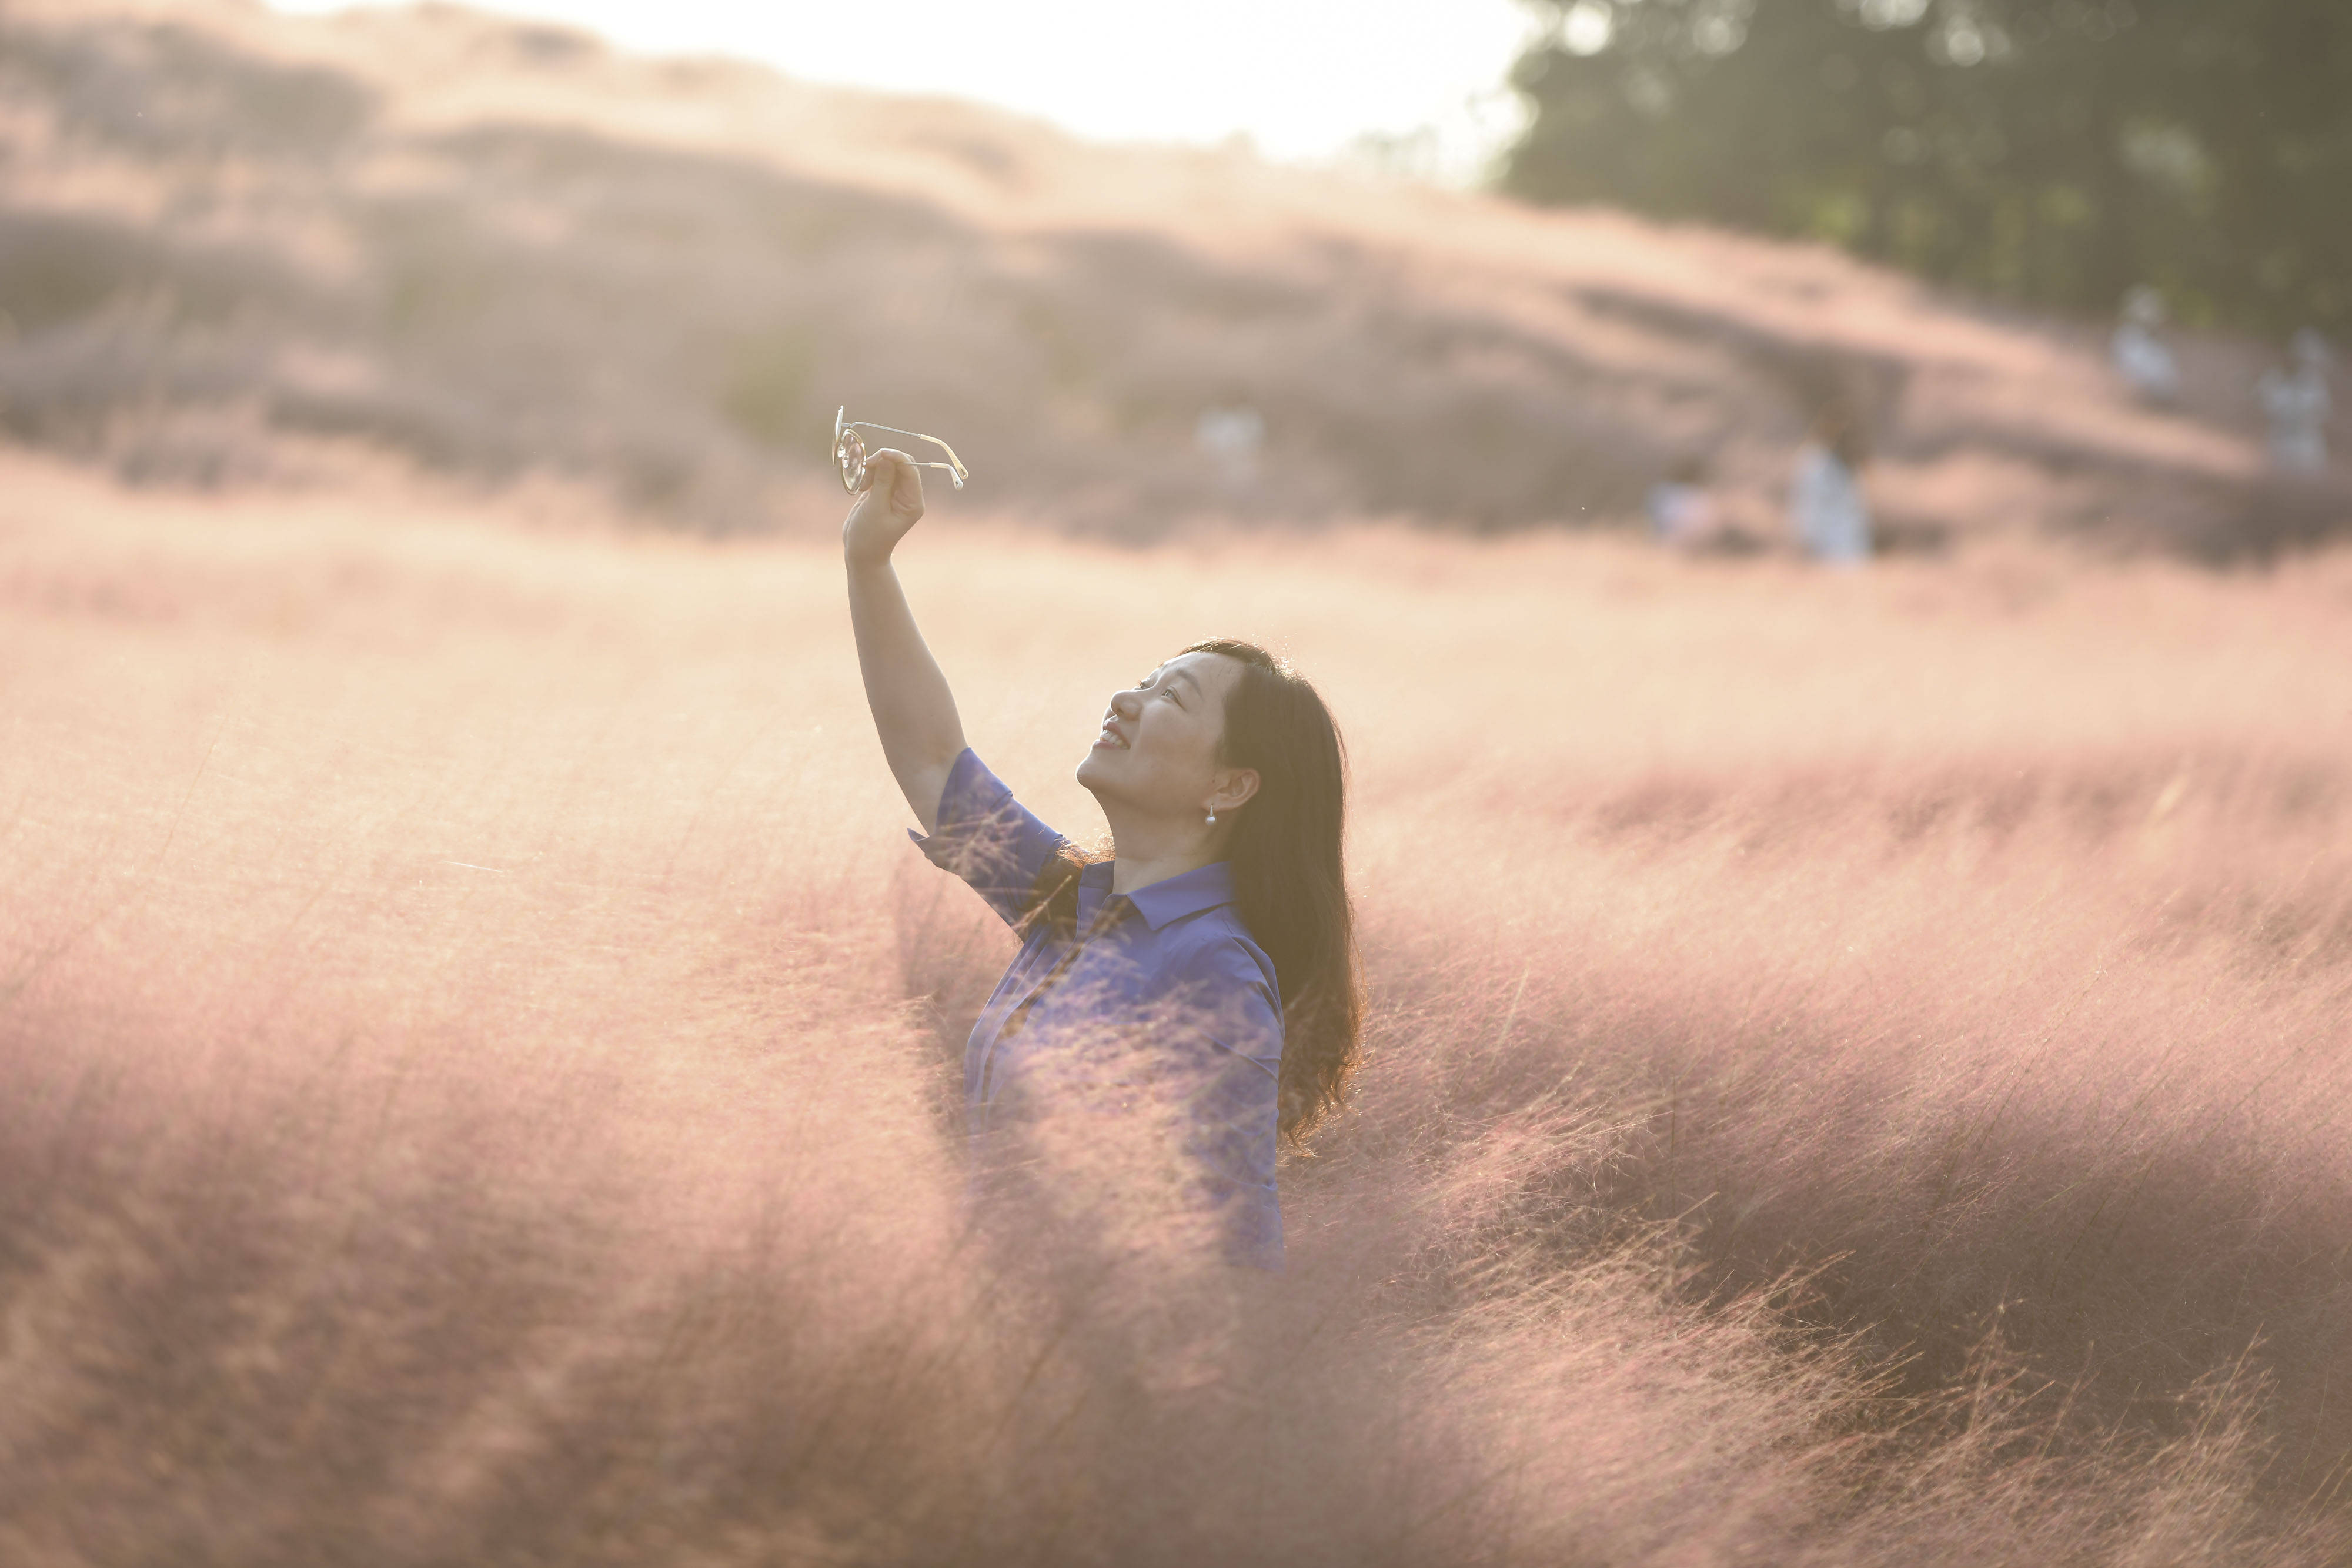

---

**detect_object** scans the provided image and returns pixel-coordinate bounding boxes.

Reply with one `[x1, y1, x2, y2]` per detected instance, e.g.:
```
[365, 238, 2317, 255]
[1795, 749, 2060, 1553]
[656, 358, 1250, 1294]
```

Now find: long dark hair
[1021, 640, 1362, 1146]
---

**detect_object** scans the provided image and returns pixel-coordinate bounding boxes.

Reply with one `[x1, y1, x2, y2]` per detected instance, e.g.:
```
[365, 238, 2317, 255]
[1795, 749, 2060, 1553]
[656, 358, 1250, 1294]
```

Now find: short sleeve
[908, 748, 1072, 927]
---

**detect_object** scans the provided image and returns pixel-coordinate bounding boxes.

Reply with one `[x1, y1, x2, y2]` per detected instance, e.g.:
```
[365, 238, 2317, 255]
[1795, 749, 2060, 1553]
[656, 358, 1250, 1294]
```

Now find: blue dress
[911, 748, 1285, 1268]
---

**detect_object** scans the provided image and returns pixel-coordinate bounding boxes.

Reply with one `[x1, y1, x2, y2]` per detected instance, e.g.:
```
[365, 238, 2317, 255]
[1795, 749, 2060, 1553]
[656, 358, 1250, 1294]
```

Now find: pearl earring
[1205, 806, 1217, 826]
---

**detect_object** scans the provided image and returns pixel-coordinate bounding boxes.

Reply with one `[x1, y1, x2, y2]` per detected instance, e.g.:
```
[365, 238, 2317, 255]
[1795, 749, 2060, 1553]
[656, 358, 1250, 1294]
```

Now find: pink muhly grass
[1, 456, 2348, 1564]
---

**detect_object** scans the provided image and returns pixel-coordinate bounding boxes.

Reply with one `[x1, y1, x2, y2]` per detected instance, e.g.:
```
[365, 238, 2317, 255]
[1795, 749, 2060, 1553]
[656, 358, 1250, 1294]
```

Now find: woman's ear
[1212, 767, 1261, 815]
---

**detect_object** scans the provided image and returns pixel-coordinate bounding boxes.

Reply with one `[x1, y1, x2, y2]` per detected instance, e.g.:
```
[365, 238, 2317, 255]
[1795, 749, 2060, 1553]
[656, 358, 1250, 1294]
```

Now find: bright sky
[267, 0, 1545, 181]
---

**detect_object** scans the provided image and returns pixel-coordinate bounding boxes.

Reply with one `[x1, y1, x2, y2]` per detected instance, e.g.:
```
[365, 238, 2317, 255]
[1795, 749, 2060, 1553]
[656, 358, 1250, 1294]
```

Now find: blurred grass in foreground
[2, 450, 2349, 1565]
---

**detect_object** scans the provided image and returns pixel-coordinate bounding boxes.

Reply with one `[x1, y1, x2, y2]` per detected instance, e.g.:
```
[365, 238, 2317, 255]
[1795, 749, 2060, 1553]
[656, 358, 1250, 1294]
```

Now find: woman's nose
[1110, 688, 1143, 719]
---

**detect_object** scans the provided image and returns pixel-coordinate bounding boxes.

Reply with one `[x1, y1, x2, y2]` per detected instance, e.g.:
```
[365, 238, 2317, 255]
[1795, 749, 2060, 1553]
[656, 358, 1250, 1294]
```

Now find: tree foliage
[1503, 0, 2352, 334]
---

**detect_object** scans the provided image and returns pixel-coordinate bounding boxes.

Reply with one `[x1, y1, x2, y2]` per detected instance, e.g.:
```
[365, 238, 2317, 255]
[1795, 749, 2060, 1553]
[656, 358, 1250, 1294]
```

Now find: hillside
[1, 0, 2344, 553]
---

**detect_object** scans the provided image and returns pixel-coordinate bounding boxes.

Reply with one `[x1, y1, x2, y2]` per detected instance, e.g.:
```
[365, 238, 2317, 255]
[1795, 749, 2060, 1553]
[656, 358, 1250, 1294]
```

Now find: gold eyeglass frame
[834, 407, 970, 493]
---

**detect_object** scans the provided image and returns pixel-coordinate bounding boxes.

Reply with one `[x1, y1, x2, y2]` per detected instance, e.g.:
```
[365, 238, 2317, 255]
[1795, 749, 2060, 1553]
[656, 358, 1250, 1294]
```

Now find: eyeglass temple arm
[847, 422, 970, 480]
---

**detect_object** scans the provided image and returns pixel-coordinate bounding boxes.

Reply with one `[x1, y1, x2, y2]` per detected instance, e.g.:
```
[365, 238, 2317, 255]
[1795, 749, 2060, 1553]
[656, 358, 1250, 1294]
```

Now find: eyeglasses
[834, 407, 970, 493]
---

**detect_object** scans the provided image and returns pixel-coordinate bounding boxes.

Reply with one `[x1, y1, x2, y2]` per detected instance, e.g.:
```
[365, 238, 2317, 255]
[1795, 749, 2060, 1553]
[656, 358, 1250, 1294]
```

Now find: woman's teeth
[1097, 726, 1128, 748]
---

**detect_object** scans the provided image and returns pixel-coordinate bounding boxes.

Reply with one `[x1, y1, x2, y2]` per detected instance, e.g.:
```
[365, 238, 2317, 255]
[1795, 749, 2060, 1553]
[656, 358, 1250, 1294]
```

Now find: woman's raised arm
[843, 449, 967, 833]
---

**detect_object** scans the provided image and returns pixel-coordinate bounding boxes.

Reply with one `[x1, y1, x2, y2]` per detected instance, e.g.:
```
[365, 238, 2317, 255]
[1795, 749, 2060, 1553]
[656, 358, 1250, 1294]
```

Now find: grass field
[4, 449, 2350, 1565]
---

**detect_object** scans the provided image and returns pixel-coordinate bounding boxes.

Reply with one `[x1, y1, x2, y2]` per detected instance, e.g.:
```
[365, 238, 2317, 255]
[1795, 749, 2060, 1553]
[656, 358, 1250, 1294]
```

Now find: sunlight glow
[1562, 1, 1615, 56]
[266, 0, 1541, 178]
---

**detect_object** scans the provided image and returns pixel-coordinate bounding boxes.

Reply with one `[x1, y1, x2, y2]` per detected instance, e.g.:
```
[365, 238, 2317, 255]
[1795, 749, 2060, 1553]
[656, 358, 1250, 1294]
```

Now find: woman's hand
[840, 446, 965, 830]
[841, 449, 926, 569]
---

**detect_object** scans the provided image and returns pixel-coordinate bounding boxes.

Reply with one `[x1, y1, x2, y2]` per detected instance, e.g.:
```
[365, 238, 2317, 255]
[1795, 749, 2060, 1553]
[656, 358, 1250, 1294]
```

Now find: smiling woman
[841, 449, 1360, 1269]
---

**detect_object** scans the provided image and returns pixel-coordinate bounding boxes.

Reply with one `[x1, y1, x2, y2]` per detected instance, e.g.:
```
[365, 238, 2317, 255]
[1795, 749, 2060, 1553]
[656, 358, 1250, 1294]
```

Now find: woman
[843, 449, 1360, 1269]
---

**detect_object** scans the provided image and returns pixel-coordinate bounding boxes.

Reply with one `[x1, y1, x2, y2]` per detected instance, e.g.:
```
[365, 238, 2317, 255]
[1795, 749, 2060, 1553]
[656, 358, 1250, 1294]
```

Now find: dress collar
[1077, 859, 1235, 931]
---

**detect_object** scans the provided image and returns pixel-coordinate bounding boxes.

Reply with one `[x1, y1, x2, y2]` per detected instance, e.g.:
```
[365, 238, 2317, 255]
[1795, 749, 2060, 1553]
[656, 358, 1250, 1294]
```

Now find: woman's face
[1074, 650, 1246, 818]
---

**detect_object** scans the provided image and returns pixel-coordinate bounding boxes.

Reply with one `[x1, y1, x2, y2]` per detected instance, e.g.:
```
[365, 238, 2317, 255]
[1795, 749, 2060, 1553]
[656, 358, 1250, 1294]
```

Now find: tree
[1502, 0, 2352, 335]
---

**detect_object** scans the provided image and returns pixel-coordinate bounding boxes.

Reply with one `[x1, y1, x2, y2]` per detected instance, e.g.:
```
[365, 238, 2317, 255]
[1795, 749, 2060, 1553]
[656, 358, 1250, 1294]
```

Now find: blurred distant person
[1195, 402, 1265, 493]
[2112, 285, 2180, 407]
[2260, 330, 2333, 476]
[841, 447, 1359, 1272]
[1646, 454, 1722, 549]
[1789, 403, 1872, 565]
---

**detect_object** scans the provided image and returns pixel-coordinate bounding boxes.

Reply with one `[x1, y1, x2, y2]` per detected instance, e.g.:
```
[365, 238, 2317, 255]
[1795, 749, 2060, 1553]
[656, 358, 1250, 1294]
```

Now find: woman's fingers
[857, 447, 903, 494]
[864, 448, 926, 515]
